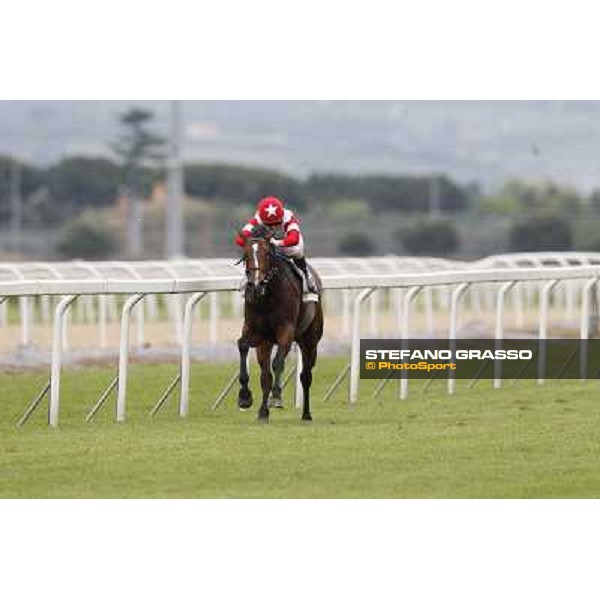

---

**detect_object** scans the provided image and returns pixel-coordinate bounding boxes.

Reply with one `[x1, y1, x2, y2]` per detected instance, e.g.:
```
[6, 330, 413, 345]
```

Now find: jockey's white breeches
[279, 236, 304, 259]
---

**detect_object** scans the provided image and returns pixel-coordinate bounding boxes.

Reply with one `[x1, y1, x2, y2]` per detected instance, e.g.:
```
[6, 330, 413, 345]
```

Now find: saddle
[280, 256, 320, 303]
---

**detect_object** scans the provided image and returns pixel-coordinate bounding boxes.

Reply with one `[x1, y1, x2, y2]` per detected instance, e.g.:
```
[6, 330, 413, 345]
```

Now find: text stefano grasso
[364, 349, 533, 361]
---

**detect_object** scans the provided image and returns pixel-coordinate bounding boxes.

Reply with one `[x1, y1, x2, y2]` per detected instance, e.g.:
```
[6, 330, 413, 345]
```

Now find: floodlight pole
[166, 100, 185, 258]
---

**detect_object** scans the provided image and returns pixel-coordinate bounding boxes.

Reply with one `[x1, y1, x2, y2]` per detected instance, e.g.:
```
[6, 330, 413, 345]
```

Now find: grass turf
[0, 357, 599, 498]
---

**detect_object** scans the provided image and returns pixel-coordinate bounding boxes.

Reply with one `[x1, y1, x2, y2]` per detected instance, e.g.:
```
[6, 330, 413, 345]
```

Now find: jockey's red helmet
[257, 196, 285, 225]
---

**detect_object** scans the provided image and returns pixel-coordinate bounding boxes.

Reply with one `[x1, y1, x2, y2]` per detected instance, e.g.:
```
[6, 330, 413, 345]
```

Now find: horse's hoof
[238, 389, 253, 410]
[257, 412, 270, 423]
[302, 414, 313, 422]
[269, 397, 284, 409]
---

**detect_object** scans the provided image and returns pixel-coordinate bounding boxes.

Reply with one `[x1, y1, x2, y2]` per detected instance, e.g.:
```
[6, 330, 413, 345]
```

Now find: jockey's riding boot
[294, 257, 318, 294]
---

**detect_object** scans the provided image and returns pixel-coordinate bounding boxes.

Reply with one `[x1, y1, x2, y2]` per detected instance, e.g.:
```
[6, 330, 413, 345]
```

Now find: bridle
[244, 238, 279, 290]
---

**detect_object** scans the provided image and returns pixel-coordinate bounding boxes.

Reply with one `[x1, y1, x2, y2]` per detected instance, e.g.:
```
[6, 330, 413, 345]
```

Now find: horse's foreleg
[237, 336, 253, 410]
[257, 342, 274, 422]
[271, 325, 295, 408]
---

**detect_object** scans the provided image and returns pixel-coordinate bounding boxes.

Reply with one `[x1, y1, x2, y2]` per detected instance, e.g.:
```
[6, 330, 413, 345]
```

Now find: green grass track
[1, 357, 599, 498]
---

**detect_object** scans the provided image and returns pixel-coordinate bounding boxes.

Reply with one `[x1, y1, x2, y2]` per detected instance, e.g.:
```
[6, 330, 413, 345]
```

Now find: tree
[509, 216, 573, 251]
[306, 173, 470, 213]
[111, 107, 166, 256]
[57, 216, 120, 259]
[395, 219, 460, 256]
[47, 157, 122, 209]
[337, 231, 376, 256]
[112, 107, 166, 172]
[185, 163, 305, 208]
[500, 179, 582, 214]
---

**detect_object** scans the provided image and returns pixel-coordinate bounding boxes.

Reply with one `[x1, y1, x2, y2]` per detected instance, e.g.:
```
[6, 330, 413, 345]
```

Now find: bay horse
[237, 226, 323, 422]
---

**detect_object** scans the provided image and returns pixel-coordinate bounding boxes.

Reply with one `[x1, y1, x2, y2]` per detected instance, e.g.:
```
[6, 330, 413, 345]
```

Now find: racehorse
[237, 225, 323, 422]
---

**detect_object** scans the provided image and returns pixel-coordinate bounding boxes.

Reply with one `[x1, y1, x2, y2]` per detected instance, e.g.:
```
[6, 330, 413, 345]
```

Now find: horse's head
[241, 228, 276, 299]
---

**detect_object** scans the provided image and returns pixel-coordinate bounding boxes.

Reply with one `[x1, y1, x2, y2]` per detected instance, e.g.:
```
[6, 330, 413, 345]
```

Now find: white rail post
[399, 286, 422, 400]
[0, 297, 7, 327]
[20, 296, 31, 346]
[179, 291, 207, 417]
[48, 295, 78, 427]
[116, 293, 146, 423]
[62, 307, 70, 351]
[448, 282, 470, 395]
[349, 287, 375, 405]
[136, 295, 145, 348]
[579, 277, 598, 381]
[537, 279, 558, 385]
[209, 291, 219, 345]
[494, 281, 515, 389]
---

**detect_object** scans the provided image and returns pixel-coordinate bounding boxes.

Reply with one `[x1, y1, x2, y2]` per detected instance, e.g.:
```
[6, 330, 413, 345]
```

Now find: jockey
[235, 196, 318, 294]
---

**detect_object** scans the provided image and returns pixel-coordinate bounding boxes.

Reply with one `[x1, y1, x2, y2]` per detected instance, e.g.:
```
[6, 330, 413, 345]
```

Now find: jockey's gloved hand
[269, 238, 283, 247]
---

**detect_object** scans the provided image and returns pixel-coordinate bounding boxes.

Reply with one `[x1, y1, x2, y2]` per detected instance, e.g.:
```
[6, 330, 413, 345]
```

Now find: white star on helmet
[265, 204, 279, 217]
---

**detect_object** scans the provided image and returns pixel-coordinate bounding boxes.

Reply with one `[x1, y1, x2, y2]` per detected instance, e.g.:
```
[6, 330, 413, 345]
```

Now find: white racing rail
[2, 253, 598, 349]
[0, 256, 464, 348]
[3, 263, 600, 428]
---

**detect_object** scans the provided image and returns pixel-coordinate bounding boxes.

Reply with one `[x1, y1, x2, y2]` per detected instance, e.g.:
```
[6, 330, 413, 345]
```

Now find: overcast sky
[1, 100, 600, 191]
